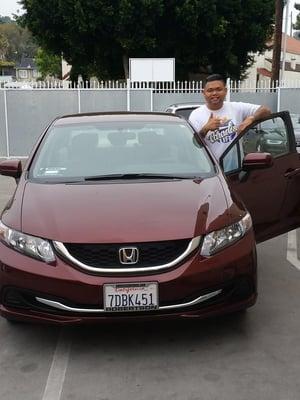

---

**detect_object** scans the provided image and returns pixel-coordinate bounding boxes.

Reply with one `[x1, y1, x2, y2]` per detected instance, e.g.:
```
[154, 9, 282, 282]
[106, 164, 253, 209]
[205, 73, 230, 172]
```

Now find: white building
[62, 59, 71, 80]
[246, 34, 300, 84]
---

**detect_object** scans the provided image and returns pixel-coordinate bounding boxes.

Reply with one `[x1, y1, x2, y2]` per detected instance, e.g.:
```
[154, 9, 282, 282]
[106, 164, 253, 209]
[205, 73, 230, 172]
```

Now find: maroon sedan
[0, 112, 299, 324]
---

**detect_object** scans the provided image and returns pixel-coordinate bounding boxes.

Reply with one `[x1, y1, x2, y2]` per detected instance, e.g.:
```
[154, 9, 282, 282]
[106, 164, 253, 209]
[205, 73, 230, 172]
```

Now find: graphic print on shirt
[207, 118, 238, 145]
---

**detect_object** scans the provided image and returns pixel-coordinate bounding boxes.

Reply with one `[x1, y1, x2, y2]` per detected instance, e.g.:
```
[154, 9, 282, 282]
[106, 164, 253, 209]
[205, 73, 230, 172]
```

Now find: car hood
[5, 177, 236, 243]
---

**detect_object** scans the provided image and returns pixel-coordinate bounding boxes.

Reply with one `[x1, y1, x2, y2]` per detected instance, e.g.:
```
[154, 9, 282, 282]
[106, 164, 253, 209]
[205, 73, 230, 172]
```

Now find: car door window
[221, 144, 240, 173]
[221, 115, 290, 174]
[252, 117, 289, 156]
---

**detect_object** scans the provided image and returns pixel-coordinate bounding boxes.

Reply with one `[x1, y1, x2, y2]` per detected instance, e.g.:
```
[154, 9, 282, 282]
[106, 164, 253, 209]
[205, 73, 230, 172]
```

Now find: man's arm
[238, 105, 271, 133]
[253, 105, 272, 120]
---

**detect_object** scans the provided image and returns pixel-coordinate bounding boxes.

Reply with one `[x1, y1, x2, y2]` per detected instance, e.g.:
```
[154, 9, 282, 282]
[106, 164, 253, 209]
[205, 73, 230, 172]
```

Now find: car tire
[4, 316, 22, 324]
[234, 308, 248, 315]
[228, 308, 248, 320]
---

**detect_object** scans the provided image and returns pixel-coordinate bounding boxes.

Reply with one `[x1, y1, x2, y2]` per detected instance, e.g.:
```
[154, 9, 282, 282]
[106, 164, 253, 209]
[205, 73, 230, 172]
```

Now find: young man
[189, 74, 271, 170]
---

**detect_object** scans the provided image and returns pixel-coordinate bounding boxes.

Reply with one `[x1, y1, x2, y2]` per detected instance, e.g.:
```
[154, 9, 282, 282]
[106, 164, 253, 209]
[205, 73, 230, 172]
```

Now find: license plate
[103, 282, 158, 312]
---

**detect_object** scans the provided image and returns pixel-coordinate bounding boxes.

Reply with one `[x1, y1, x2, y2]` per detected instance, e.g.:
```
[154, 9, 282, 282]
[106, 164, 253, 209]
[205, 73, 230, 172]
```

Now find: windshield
[30, 120, 215, 181]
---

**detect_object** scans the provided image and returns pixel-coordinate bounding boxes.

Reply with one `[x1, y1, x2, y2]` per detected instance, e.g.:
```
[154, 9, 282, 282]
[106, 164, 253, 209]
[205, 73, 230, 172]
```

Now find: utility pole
[272, 0, 284, 86]
[281, 0, 290, 81]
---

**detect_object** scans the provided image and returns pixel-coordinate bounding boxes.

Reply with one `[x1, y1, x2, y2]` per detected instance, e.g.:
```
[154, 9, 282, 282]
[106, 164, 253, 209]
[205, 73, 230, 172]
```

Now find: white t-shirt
[189, 102, 260, 164]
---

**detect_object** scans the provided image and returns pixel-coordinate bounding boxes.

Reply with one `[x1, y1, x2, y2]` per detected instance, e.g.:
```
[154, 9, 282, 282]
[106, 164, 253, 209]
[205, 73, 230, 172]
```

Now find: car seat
[68, 133, 99, 175]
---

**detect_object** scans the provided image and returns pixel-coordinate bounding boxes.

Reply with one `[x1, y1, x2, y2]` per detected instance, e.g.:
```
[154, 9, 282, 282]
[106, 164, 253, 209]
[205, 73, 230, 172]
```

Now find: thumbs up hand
[199, 113, 222, 136]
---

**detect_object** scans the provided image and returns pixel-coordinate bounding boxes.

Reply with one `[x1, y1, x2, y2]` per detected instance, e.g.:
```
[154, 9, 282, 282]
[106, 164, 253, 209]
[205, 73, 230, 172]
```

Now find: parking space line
[287, 230, 300, 270]
[42, 328, 71, 400]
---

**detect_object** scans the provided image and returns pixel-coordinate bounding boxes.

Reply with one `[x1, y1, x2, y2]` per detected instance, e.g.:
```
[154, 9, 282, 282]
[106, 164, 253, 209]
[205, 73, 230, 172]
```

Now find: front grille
[62, 239, 190, 268]
[2, 288, 33, 310]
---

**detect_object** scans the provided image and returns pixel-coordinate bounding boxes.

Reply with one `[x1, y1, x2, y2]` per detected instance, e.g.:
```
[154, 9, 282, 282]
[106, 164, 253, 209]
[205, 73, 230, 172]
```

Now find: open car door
[219, 111, 300, 243]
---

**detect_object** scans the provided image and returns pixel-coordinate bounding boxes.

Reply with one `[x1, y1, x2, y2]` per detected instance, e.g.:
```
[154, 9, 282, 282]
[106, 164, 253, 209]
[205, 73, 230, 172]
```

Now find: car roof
[53, 112, 182, 126]
[167, 103, 202, 109]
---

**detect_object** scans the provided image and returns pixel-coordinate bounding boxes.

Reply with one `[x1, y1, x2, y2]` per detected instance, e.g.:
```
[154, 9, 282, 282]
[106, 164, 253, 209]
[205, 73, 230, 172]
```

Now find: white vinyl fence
[0, 79, 299, 157]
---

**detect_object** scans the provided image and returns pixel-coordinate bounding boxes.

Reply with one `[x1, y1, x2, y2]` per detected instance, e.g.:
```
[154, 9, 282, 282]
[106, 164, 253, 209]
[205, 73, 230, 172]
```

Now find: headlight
[200, 213, 252, 257]
[0, 221, 55, 263]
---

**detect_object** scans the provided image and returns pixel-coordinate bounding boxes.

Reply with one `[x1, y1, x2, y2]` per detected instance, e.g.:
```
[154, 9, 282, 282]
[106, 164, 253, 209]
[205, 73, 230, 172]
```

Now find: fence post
[277, 86, 281, 112]
[226, 77, 231, 101]
[127, 79, 131, 111]
[3, 89, 10, 158]
[77, 83, 81, 113]
[150, 87, 153, 112]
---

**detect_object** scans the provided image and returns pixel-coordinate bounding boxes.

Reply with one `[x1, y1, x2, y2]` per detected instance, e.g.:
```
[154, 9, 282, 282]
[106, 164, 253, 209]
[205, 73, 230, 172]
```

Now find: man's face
[203, 80, 227, 110]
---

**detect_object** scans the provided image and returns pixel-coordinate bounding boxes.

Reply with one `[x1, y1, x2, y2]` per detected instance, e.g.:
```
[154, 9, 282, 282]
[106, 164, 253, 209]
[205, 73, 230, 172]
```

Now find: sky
[0, 0, 298, 32]
[0, 0, 24, 18]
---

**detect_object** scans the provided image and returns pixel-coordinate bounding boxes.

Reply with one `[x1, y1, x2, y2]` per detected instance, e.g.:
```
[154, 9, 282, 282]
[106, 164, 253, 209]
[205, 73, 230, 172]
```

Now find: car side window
[175, 108, 196, 119]
[221, 115, 290, 174]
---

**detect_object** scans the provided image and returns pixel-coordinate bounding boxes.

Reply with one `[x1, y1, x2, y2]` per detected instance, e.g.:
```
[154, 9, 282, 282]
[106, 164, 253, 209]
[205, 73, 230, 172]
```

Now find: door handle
[284, 168, 300, 178]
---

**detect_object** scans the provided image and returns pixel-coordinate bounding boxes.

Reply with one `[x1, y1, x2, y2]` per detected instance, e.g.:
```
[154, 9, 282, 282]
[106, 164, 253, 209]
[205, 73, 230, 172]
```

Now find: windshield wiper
[34, 178, 85, 184]
[84, 173, 191, 181]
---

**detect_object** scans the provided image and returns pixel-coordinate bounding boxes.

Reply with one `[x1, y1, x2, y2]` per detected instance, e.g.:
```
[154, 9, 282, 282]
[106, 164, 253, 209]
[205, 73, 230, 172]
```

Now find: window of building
[19, 70, 28, 79]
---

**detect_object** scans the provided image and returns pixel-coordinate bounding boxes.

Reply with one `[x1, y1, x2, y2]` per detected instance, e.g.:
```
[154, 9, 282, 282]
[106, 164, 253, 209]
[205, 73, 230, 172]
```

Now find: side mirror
[242, 152, 273, 171]
[0, 159, 22, 179]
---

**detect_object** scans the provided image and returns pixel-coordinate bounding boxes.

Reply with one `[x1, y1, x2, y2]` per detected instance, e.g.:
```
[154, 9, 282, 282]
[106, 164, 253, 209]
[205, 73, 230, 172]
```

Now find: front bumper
[0, 231, 257, 325]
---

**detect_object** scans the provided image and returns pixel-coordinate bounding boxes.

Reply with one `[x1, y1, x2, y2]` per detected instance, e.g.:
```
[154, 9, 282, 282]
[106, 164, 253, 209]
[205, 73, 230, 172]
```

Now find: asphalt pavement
[0, 173, 300, 400]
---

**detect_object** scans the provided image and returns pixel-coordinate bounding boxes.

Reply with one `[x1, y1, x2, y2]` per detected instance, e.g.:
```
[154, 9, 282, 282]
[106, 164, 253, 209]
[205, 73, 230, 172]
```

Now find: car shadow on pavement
[63, 310, 252, 351]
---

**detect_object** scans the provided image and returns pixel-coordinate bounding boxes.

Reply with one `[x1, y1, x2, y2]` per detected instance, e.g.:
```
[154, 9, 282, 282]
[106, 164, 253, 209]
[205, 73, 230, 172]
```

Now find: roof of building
[257, 67, 272, 78]
[0, 61, 15, 67]
[16, 56, 37, 70]
[267, 33, 300, 56]
[282, 33, 300, 55]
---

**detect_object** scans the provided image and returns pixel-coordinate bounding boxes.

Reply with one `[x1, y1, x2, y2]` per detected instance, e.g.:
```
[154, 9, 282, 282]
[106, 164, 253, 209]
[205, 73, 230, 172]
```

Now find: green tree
[20, 0, 275, 81]
[155, 0, 274, 79]
[35, 48, 61, 79]
[0, 22, 37, 62]
[0, 15, 13, 24]
[0, 32, 9, 60]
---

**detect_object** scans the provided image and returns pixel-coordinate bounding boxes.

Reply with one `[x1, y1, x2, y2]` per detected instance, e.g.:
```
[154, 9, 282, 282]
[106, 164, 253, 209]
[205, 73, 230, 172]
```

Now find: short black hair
[205, 74, 226, 85]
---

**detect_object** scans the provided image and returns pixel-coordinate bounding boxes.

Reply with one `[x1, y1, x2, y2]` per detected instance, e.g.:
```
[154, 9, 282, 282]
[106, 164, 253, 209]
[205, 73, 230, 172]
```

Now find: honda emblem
[119, 247, 139, 265]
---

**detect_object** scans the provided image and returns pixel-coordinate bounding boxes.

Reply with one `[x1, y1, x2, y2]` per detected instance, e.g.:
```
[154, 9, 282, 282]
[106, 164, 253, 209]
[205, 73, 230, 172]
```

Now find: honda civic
[0, 111, 299, 324]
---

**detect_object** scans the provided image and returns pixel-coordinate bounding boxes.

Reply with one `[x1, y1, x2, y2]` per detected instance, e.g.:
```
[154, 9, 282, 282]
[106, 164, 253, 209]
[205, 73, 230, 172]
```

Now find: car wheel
[227, 308, 248, 320]
[4, 316, 22, 324]
[234, 308, 248, 315]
